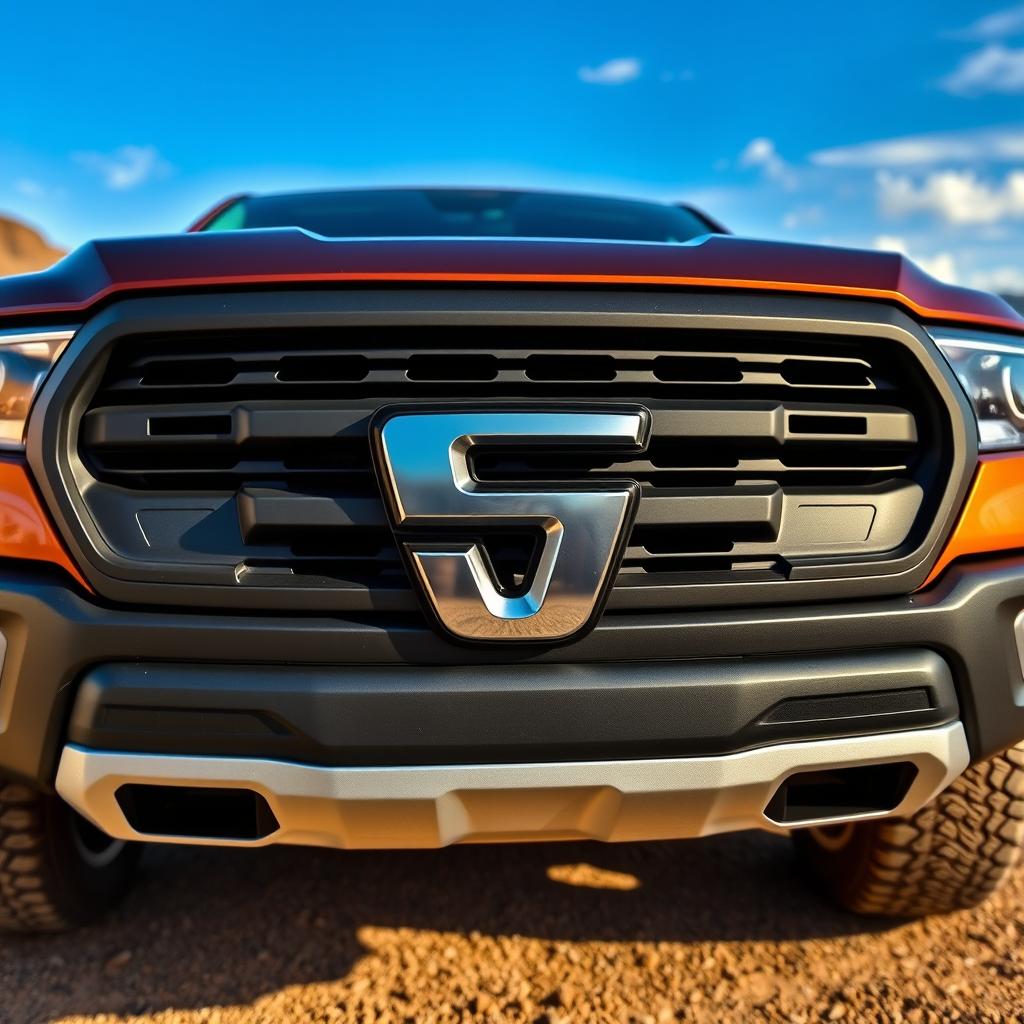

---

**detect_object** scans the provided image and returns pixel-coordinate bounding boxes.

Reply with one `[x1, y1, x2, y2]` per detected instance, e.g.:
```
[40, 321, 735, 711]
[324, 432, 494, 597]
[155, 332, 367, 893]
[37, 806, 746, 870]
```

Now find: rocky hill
[0, 215, 64, 276]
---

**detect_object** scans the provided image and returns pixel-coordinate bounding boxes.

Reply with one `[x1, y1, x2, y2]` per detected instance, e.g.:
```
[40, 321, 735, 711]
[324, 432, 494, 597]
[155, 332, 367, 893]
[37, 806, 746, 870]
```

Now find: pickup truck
[0, 187, 1021, 929]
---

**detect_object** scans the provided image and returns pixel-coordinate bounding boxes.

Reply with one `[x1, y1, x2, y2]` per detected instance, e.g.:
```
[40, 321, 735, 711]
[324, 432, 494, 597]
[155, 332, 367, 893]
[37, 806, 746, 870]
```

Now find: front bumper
[1, 554, 1024, 844]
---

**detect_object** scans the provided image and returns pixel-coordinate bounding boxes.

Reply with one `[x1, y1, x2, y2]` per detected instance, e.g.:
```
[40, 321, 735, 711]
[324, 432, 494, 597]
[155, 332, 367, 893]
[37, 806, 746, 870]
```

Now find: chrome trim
[0, 629, 8, 730]
[927, 326, 1024, 359]
[928, 325, 1024, 453]
[55, 723, 969, 849]
[1012, 609, 1024, 704]
[0, 327, 78, 347]
[2, 327, 78, 452]
[372, 408, 650, 641]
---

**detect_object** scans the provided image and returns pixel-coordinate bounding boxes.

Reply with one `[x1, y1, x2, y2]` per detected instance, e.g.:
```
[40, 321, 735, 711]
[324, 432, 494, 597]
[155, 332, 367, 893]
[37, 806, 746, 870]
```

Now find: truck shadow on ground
[1, 831, 897, 1021]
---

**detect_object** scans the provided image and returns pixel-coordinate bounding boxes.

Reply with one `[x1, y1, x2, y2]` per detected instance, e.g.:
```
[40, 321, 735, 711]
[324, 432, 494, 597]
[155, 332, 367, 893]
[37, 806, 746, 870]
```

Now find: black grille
[74, 323, 949, 611]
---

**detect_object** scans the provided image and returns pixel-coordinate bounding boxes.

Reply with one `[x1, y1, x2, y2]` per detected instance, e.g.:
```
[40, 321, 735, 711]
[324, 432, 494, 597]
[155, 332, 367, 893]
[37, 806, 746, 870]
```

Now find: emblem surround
[370, 406, 651, 643]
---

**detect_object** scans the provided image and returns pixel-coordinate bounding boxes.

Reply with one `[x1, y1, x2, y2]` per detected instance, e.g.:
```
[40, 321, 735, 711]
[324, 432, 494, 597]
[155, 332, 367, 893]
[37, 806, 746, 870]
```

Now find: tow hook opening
[764, 761, 918, 826]
[115, 784, 279, 841]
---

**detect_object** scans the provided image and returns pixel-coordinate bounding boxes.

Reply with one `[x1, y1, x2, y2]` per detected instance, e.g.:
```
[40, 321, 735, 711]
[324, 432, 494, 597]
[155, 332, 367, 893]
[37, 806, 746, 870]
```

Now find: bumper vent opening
[764, 761, 918, 826]
[115, 783, 279, 840]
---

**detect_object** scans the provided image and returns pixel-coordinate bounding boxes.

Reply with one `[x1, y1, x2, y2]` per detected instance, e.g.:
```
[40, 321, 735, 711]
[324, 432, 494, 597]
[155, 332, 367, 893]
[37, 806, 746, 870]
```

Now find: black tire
[0, 781, 140, 932]
[794, 742, 1024, 917]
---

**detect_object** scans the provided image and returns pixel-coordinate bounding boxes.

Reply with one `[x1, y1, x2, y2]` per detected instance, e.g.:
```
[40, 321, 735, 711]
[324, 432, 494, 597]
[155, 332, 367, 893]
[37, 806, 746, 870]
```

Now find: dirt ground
[2, 831, 1023, 1024]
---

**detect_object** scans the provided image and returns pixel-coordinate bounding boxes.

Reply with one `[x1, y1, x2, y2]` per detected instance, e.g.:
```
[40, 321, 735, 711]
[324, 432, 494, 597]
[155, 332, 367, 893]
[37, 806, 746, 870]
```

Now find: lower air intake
[764, 762, 919, 826]
[115, 784, 279, 841]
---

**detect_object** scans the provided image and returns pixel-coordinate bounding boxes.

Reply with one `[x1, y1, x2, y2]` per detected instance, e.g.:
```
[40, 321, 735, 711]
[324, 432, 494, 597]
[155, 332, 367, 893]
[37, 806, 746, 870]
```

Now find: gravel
[3, 830, 1024, 1023]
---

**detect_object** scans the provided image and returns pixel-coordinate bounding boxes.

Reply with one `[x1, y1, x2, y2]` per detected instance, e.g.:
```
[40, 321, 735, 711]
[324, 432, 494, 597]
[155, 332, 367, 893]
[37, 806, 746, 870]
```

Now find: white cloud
[578, 58, 641, 85]
[941, 44, 1024, 95]
[14, 178, 44, 198]
[872, 235, 959, 284]
[970, 265, 1024, 293]
[952, 4, 1024, 40]
[73, 144, 171, 190]
[873, 234, 907, 252]
[781, 205, 824, 230]
[877, 168, 1024, 224]
[739, 137, 798, 190]
[811, 125, 1024, 168]
[918, 253, 960, 284]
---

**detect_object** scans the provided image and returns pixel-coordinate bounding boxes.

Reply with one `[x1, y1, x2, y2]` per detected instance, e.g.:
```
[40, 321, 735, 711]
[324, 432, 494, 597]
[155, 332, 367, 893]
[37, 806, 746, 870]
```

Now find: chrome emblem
[371, 408, 651, 642]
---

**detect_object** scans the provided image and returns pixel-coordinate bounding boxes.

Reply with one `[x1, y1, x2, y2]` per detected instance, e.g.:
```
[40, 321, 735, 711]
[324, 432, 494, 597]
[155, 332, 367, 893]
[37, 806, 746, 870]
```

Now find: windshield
[199, 189, 716, 243]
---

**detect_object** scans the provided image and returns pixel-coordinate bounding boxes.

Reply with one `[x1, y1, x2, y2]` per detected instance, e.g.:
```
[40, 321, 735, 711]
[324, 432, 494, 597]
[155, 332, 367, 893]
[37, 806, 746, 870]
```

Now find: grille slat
[103, 368, 892, 395]
[74, 322, 946, 604]
[83, 401, 916, 450]
[237, 488, 389, 542]
[633, 487, 781, 528]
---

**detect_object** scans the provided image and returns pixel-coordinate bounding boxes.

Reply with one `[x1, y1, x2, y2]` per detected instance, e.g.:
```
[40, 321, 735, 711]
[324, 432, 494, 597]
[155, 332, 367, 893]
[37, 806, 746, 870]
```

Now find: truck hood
[1, 230, 1020, 331]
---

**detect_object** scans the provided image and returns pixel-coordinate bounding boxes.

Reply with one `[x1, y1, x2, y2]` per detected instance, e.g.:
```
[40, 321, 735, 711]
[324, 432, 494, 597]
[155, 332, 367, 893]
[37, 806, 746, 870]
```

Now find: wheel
[0, 781, 140, 932]
[794, 742, 1024, 917]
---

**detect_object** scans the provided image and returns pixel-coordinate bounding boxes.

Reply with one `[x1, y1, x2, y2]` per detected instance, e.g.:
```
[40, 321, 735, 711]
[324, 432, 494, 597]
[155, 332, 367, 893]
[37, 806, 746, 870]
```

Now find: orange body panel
[0, 461, 88, 589]
[922, 452, 1024, 587]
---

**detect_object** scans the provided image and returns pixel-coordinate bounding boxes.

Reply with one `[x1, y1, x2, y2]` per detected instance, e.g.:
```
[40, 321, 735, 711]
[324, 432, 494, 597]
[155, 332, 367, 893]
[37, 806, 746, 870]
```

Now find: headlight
[931, 328, 1024, 452]
[0, 328, 75, 449]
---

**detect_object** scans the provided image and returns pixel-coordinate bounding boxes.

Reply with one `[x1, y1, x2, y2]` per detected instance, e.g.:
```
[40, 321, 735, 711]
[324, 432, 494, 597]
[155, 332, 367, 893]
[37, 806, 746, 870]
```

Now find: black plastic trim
[65, 651, 958, 766]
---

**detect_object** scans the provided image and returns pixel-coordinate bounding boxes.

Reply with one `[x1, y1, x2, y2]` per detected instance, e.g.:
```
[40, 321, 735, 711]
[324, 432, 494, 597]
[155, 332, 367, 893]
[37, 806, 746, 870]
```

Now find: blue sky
[2, 0, 1024, 291]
